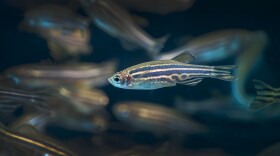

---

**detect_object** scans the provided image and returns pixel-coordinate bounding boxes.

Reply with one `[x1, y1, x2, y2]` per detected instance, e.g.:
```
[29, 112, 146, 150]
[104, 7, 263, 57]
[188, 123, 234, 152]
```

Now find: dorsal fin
[171, 52, 195, 63]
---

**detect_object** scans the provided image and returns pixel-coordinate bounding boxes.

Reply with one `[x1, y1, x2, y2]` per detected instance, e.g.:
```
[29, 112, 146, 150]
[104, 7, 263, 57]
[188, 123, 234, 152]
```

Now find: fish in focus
[112, 101, 207, 134]
[115, 0, 196, 15]
[20, 4, 92, 61]
[250, 79, 280, 110]
[80, 0, 167, 57]
[108, 52, 238, 90]
[157, 29, 265, 63]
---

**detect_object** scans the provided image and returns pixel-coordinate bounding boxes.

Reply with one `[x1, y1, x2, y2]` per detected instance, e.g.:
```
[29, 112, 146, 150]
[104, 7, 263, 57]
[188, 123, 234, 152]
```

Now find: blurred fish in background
[0, 123, 77, 156]
[231, 31, 268, 109]
[113, 101, 207, 135]
[175, 96, 259, 121]
[19, 4, 92, 61]
[157, 29, 265, 63]
[4, 60, 117, 89]
[80, 0, 168, 57]
[0, 86, 50, 112]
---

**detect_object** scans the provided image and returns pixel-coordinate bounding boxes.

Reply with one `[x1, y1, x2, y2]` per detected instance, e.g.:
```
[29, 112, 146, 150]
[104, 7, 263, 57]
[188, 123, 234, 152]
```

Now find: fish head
[108, 71, 134, 89]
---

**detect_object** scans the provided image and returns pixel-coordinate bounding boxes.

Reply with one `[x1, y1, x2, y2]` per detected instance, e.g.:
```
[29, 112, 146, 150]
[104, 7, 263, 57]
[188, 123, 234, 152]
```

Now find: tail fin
[250, 79, 280, 110]
[212, 65, 238, 81]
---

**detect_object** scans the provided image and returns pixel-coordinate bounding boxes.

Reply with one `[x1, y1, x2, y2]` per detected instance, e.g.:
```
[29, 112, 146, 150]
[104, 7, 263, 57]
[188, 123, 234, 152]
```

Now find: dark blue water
[1, 0, 280, 156]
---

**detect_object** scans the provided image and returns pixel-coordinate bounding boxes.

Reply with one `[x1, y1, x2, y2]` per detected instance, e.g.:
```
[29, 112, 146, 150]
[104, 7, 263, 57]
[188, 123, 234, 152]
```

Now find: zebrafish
[250, 79, 280, 110]
[19, 4, 92, 61]
[108, 52, 238, 90]
[0, 123, 77, 156]
[80, 0, 168, 57]
[231, 31, 268, 108]
[157, 29, 263, 63]
[9, 112, 51, 132]
[4, 60, 117, 89]
[175, 96, 258, 121]
[48, 112, 109, 133]
[57, 87, 109, 114]
[112, 101, 207, 134]
[0, 87, 51, 112]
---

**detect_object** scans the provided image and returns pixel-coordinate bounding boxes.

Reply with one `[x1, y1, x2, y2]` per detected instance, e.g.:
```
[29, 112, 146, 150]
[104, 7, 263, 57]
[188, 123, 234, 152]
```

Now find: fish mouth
[108, 77, 113, 85]
[108, 77, 119, 88]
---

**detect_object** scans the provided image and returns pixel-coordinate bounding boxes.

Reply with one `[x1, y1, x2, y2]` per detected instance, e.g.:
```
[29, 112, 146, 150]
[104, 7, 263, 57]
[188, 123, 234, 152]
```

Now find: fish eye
[114, 75, 120, 83]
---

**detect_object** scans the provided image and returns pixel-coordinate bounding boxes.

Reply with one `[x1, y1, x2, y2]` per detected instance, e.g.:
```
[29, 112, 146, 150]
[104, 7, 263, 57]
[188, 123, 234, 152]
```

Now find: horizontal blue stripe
[133, 70, 210, 78]
[129, 64, 209, 74]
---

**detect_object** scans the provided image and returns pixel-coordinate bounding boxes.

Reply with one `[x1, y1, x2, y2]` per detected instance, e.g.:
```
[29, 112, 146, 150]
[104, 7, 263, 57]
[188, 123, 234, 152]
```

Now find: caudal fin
[212, 65, 238, 81]
[250, 79, 280, 110]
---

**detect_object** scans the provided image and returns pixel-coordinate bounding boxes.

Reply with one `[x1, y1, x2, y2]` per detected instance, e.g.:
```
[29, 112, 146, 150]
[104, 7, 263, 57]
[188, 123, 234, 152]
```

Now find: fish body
[49, 112, 109, 133]
[57, 87, 109, 114]
[22, 5, 89, 30]
[4, 61, 117, 89]
[0, 123, 76, 156]
[113, 101, 206, 134]
[250, 79, 280, 110]
[108, 52, 238, 90]
[230, 31, 268, 108]
[157, 29, 263, 63]
[9, 112, 51, 132]
[175, 96, 258, 121]
[20, 4, 92, 61]
[81, 0, 167, 56]
[0, 87, 51, 112]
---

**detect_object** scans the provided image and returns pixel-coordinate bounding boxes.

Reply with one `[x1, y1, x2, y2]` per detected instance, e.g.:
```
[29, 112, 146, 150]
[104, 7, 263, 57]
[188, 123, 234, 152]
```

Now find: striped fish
[0, 123, 77, 156]
[0, 87, 51, 112]
[250, 79, 280, 110]
[108, 52, 238, 90]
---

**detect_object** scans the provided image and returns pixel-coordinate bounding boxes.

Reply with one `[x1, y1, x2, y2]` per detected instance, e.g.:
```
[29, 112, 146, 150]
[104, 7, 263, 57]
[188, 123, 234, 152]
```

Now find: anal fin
[178, 78, 203, 86]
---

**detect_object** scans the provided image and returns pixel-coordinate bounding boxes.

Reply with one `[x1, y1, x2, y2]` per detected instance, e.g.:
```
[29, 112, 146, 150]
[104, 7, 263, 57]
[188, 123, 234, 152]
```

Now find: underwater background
[0, 0, 280, 156]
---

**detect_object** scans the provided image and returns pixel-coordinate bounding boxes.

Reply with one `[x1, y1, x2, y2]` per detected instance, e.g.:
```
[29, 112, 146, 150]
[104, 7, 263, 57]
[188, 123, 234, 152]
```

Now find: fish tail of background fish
[149, 35, 169, 58]
[210, 65, 238, 81]
[250, 79, 280, 110]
